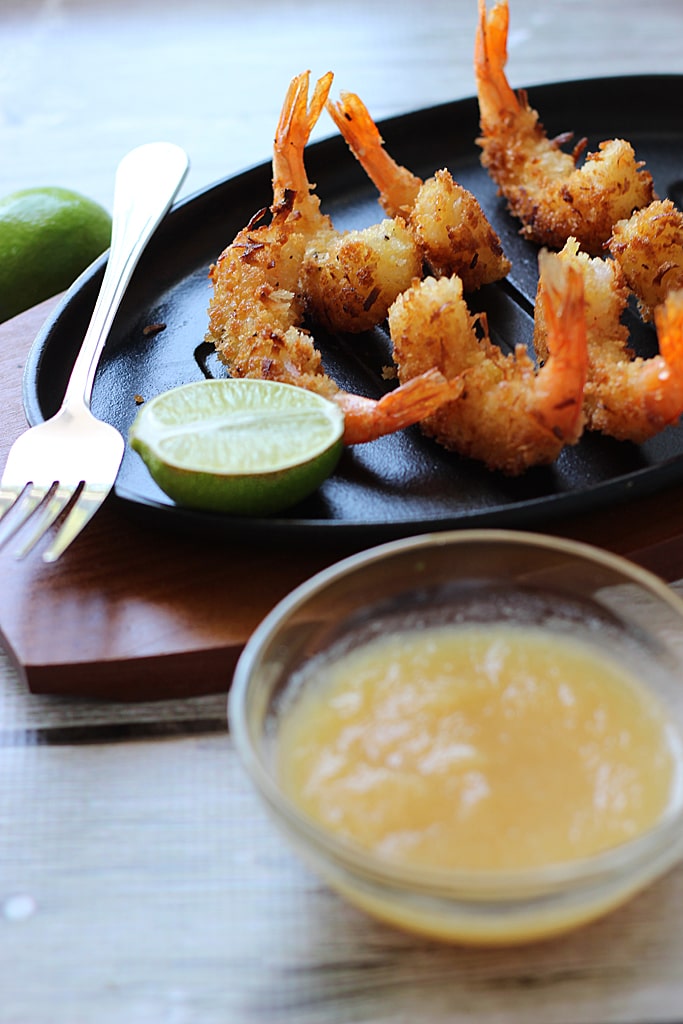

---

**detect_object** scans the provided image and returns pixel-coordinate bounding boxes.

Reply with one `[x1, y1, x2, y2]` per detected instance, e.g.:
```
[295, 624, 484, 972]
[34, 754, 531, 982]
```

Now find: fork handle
[62, 142, 189, 410]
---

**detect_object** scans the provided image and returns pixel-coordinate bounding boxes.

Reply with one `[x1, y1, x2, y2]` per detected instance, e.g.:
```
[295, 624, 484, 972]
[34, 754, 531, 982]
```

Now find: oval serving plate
[23, 75, 683, 544]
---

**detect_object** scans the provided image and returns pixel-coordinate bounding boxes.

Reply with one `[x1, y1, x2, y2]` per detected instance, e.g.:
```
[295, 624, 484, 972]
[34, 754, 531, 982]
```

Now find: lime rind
[136, 442, 343, 516]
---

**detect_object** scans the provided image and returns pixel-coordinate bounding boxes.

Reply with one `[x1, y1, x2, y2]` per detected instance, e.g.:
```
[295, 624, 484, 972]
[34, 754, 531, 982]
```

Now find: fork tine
[41, 482, 112, 563]
[0, 484, 25, 523]
[0, 484, 52, 549]
[13, 483, 78, 560]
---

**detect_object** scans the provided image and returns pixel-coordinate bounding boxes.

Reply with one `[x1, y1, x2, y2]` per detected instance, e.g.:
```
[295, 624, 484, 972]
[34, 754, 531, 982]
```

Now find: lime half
[129, 379, 344, 515]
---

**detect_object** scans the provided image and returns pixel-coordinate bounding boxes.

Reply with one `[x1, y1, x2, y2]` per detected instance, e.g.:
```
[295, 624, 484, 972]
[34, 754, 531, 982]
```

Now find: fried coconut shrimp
[207, 71, 461, 445]
[534, 238, 683, 443]
[273, 70, 422, 335]
[326, 90, 511, 290]
[608, 199, 683, 322]
[301, 217, 421, 334]
[475, 0, 655, 253]
[387, 251, 587, 475]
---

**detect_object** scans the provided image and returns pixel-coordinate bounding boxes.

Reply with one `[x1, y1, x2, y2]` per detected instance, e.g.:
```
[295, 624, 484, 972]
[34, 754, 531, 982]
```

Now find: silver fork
[0, 141, 189, 563]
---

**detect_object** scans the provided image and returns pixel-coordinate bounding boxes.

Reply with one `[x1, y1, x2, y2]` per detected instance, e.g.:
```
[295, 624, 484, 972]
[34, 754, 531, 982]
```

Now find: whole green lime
[0, 186, 112, 323]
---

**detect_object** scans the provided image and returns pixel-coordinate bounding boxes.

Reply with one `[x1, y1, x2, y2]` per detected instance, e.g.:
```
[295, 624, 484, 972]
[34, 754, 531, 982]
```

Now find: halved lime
[129, 378, 344, 515]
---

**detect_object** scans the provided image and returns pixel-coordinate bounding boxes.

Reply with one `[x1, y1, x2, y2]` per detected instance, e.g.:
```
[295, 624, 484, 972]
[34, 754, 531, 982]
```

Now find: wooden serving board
[3, 297, 683, 701]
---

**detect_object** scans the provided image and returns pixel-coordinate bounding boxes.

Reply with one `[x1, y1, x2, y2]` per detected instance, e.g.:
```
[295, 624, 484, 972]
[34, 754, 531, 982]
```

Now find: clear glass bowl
[228, 529, 683, 945]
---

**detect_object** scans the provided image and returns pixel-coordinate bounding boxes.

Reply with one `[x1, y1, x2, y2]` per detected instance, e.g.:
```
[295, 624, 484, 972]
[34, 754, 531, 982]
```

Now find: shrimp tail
[647, 289, 683, 426]
[655, 289, 683, 365]
[336, 369, 463, 446]
[533, 249, 588, 442]
[474, 0, 519, 129]
[326, 91, 422, 217]
[273, 70, 334, 204]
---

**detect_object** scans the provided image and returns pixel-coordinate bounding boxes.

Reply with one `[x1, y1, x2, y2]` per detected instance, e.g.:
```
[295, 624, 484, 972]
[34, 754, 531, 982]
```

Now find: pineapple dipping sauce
[277, 625, 681, 875]
[231, 532, 683, 945]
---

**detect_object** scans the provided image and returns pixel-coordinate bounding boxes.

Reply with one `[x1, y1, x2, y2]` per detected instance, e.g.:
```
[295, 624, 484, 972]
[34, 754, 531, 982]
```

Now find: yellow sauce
[277, 624, 681, 873]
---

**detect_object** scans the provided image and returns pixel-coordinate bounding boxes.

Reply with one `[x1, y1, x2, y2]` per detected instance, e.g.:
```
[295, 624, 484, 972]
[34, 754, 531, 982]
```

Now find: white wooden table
[2, 1, 683, 1021]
